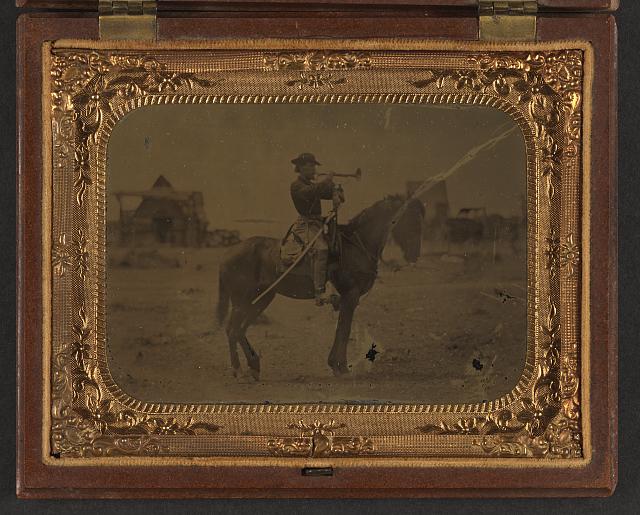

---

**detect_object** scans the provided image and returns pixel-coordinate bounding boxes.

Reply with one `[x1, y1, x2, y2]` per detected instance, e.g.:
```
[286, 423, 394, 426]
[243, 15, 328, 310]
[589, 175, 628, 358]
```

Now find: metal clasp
[479, 1, 538, 41]
[99, 0, 157, 40]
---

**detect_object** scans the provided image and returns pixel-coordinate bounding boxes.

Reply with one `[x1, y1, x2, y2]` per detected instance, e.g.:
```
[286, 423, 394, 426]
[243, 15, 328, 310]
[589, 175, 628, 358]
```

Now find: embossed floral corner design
[418, 298, 581, 459]
[51, 50, 222, 207]
[409, 51, 583, 204]
[50, 301, 222, 458]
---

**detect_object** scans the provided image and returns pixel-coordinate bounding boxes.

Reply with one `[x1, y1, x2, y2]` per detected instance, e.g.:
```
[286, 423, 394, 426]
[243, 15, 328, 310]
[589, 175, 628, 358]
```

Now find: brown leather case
[16, 0, 618, 498]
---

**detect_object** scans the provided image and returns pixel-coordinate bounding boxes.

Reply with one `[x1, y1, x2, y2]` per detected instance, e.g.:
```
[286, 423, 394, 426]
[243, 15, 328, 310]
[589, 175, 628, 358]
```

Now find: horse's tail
[216, 272, 230, 325]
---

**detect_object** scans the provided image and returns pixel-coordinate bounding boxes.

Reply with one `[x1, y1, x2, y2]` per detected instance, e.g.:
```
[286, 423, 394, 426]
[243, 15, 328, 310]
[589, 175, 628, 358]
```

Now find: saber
[251, 211, 337, 305]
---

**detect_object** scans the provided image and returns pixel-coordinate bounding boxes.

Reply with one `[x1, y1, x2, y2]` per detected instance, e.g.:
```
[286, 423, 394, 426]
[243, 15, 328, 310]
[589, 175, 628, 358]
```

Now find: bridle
[339, 229, 380, 279]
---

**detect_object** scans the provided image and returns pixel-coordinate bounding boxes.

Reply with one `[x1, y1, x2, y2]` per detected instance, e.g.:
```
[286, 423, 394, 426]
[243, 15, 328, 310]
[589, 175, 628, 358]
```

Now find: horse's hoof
[247, 356, 260, 381]
[232, 368, 258, 383]
[330, 364, 351, 376]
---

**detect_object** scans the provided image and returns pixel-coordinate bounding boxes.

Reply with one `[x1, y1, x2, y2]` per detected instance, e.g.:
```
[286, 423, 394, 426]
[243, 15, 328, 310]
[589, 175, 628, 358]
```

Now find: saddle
[278, 218, 341, 276]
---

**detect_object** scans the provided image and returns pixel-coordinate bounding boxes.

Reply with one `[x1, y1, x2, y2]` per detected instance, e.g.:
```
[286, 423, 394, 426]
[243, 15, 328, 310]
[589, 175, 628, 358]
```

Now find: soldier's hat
[291, 152, 321, 167]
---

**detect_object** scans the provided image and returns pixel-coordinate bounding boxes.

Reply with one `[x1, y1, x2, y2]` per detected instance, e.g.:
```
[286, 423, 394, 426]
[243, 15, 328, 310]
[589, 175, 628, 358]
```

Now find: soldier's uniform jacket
[290, 175, 335, 219]
[280, 175, 336, 264]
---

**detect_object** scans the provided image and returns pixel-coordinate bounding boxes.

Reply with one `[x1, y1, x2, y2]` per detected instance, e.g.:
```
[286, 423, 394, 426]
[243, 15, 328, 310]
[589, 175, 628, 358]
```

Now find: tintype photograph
[105, 102, 526, 405]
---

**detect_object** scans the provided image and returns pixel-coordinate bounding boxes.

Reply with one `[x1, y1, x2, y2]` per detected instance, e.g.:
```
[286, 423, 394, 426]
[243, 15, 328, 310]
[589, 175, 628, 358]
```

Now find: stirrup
[315, 293, 330, 306]
[314, 289, 331, 306]
[315, 291, 341, 310]
[328, 293, 341, 311]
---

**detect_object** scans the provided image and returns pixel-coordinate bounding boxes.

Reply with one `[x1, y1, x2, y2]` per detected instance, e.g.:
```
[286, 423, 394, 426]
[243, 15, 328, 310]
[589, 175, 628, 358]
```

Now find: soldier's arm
[315, 176, 335, 199]
[291, 180, 318, 203]
[292, 179, 334, 202]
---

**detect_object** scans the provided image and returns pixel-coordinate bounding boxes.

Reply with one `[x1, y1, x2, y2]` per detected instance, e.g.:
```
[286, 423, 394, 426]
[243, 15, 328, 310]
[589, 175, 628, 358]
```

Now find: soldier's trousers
[291, 216, 329, 293]
[313, 249, 329, 294]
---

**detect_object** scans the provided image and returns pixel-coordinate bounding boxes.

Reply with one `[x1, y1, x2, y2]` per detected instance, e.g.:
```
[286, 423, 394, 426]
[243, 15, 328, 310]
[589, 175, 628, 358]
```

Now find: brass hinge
[99, 1, 157, 41]
[478, 1, 538, 41]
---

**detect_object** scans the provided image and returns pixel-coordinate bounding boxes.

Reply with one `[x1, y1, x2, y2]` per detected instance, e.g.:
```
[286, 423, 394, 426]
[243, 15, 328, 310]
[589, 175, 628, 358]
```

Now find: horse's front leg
[328, 287, 359, 376]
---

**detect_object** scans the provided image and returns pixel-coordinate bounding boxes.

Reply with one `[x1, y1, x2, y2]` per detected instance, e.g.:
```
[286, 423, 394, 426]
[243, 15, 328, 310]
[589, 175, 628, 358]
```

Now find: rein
[339, 230, 379, 278]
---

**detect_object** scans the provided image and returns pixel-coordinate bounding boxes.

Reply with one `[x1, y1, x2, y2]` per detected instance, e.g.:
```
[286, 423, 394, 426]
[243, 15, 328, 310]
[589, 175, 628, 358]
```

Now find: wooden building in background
[114, 175, 208, 247]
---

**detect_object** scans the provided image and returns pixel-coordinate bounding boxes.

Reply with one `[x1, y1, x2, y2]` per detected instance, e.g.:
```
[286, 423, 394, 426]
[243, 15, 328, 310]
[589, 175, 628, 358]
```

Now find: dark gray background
[2, 1, 638, 512]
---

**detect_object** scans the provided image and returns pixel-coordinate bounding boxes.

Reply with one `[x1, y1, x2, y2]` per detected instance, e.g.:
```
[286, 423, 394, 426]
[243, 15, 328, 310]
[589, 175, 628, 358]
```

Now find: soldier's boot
[313, 250, 335, 307]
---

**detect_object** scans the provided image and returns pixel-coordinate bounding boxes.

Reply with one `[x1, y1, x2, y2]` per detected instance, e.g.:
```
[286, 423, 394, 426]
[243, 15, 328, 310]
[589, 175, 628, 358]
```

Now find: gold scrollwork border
[44, 39, 590, 461]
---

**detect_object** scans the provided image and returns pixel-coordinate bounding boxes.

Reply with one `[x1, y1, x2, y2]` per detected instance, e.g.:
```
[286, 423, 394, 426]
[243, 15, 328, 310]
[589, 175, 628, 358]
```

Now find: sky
[107, 103, 526, 235]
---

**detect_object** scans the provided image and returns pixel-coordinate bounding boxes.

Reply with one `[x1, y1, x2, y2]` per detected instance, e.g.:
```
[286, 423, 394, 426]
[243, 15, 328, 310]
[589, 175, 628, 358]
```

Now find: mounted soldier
[288, 152, 344, 306]
[216, 129, 510, 379]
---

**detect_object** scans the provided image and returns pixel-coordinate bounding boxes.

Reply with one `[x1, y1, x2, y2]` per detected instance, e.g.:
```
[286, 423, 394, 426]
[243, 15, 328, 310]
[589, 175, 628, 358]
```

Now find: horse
[215, 196, 425, 379]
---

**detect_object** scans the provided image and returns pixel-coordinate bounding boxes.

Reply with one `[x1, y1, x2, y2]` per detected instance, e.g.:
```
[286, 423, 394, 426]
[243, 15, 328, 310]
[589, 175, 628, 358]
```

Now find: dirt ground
[106, 242, 527, 405]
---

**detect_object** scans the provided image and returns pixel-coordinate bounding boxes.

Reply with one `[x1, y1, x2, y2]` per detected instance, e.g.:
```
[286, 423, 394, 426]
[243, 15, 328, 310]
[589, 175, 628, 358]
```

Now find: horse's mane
[346, 194, 406, 231]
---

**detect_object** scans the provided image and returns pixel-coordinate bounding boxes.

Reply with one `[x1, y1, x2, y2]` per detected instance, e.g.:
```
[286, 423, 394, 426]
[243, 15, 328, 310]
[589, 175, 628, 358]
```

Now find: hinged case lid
[16, 0, 619, 12]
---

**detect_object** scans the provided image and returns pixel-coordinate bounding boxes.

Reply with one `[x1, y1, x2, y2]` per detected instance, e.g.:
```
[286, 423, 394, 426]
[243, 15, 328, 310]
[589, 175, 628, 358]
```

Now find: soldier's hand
[322, 172, 334, 182]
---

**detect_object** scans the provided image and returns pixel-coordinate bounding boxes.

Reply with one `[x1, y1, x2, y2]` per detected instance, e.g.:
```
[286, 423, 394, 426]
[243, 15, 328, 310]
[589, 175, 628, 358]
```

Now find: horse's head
[391, 197, 426, 264]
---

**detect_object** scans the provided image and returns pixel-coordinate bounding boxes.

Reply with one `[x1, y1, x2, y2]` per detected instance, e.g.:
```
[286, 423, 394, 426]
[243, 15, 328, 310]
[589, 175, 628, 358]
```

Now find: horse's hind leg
[225, 308, 245, 377]
[238, 335, 260, 381]
[237, 292, 275, 381]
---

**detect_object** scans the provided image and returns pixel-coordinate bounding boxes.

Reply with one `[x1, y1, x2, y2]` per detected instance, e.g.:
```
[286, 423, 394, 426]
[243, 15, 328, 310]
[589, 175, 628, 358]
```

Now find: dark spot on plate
[366, 343, 379, 362]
